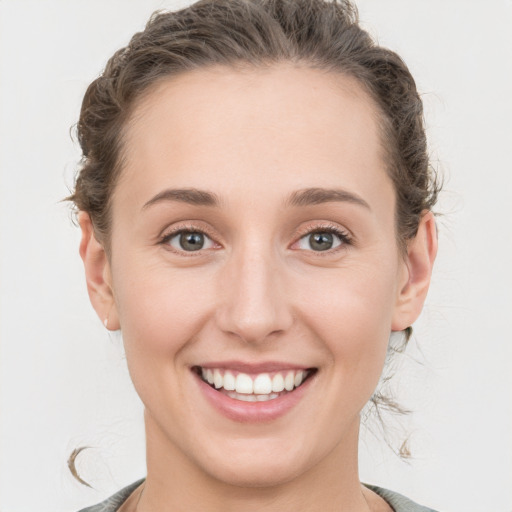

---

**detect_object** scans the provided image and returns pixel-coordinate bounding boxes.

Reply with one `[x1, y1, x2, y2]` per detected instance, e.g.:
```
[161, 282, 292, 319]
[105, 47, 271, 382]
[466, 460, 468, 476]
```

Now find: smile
[193, 366, 316, 403]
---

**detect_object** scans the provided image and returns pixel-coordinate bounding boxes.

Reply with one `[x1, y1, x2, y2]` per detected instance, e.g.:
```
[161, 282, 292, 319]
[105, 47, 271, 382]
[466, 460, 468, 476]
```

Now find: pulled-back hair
[67, 1, 441, 479]
[68, 0, 439, 255]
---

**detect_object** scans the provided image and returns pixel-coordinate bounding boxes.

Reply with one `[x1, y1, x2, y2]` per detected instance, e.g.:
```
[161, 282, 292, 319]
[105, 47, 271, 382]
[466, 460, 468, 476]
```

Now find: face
[94, 65, 419, 487]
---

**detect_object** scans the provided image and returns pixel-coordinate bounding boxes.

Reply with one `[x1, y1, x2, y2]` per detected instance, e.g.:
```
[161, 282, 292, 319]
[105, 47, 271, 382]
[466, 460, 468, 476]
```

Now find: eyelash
[159, 223, 219, 257]
[158, 222, 352, 256]
[294, 223, 352, 255]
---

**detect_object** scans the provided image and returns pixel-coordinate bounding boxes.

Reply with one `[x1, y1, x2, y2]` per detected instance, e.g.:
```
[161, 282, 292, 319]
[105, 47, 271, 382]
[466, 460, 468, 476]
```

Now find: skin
[79, 64, 437, 511]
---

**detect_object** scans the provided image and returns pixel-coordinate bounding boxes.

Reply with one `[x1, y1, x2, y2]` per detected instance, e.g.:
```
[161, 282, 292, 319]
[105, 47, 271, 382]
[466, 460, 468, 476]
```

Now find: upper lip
[194, 361, 315, 373]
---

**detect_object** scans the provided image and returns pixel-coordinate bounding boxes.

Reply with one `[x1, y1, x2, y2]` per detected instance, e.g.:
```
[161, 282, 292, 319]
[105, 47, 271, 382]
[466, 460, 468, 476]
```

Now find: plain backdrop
[1, 1, 511, 511]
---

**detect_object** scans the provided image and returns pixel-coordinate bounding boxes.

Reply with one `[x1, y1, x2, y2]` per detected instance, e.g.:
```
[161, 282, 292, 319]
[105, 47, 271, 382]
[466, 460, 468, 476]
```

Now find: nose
[215, 244, 294, 345]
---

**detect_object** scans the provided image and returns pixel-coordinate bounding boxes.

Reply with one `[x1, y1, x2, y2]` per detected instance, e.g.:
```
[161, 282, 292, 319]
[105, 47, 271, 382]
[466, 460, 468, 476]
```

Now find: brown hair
[67, 0, 441, 482]
[68, 0, 440, 253]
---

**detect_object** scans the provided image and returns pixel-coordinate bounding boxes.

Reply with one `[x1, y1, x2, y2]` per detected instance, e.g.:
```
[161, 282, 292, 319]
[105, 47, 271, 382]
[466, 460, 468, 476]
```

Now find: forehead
[114, 64, 393, 216]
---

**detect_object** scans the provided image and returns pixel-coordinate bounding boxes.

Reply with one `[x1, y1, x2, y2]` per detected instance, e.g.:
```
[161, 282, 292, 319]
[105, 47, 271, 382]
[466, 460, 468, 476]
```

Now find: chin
[203, 455, 302, 488]
[189, 434, 317, 489]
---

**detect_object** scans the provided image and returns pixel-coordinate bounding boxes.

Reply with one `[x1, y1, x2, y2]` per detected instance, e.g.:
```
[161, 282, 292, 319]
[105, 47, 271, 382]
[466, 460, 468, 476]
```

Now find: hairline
[102, 60, 404, 257]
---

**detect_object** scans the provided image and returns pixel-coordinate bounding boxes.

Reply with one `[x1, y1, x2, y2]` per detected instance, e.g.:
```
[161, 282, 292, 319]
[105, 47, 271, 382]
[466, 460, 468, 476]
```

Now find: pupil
[310, 232, 333, 251]
[180, 232, 204, 251]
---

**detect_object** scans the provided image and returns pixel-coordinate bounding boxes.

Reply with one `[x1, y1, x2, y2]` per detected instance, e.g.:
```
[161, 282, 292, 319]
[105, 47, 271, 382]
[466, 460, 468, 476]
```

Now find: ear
[78, 212, 120, 331]
[392, 210, 438, 331]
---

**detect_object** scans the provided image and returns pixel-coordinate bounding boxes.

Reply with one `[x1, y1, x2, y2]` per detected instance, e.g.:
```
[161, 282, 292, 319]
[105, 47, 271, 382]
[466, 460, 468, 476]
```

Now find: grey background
[1, 1, 511, 510]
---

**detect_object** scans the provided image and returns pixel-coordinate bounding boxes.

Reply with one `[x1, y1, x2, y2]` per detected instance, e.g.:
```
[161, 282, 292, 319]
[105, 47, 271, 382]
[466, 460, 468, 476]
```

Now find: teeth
[256, 392, 279, 401]
[272, 373, 285, 392]
[227, 391, 280, 402]
[284, 371, 295, 391]
[253, 374, 272, 394]
[235, 373, 253, 394]
[294, 371, 304, 388]
[240, 393, 257, 402]
[223, 371, 235, 391]
[213, 369, 223, 389]
[199, 367, 311, 395]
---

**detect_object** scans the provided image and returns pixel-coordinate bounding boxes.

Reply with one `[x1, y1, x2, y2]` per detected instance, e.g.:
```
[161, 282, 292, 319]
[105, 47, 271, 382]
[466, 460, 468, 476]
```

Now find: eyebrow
[142, 186, 370, 211]
[286, 187, 370, 209]
[142, 188, 221, 210]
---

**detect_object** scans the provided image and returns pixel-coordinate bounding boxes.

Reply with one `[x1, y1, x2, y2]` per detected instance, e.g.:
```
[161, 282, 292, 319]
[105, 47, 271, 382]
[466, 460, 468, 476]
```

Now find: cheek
[111, 264, 219, 419]
[112, 259, 215, 365]
[294, 262, 398, 379]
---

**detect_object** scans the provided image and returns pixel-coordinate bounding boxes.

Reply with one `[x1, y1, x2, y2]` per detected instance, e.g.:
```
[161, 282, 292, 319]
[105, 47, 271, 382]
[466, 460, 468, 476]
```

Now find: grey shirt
[77, 478, 439, 512]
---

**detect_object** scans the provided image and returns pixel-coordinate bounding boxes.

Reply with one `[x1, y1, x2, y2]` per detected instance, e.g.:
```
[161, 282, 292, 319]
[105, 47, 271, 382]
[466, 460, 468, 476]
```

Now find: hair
[68, 0, 440, 252]
[67, 0, 441, 484]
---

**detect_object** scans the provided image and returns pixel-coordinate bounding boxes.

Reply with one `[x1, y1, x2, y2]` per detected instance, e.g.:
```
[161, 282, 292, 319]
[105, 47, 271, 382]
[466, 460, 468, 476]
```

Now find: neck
[138, 410, 371, 512]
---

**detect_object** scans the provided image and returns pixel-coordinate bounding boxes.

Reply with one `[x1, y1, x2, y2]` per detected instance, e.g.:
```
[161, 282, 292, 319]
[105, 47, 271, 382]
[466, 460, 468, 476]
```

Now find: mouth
[192, 365, 317, 403]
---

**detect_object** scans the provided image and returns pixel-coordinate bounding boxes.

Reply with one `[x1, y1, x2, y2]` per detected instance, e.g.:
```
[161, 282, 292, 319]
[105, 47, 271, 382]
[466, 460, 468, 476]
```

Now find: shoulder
[76, 479, 145, 512]
[365, 484, 440, 512]
[77, 479, 439, 512]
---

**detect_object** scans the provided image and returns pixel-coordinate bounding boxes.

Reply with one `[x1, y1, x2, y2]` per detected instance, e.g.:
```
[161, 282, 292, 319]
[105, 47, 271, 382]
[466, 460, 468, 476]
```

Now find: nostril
[213, 273, 294, 344]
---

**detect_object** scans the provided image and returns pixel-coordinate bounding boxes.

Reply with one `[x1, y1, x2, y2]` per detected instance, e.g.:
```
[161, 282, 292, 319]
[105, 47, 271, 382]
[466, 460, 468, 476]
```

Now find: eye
[163, 230, 216, 252]
[296, 228, 349, 252]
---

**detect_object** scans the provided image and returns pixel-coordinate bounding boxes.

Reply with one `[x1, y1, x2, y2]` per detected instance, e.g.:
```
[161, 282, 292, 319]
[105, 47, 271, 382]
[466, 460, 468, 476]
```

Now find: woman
[70, 0, 440, 510]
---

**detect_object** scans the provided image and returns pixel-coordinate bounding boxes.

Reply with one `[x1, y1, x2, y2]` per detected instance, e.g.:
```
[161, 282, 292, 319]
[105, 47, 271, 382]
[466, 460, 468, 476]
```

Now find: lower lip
[194, 372, 314, 423]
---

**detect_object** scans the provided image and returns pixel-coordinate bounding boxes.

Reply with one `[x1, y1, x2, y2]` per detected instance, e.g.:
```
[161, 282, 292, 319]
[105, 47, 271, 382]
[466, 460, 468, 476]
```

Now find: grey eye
[180, 232, 204, 251]
[167, 231, 215, 252]
[297, 231, 342, 252]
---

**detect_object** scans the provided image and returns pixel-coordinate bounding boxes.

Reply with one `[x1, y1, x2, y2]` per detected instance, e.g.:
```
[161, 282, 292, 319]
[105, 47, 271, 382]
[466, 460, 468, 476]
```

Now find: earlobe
[392, 211, 438, 331]
[78, 212, 120, 331]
